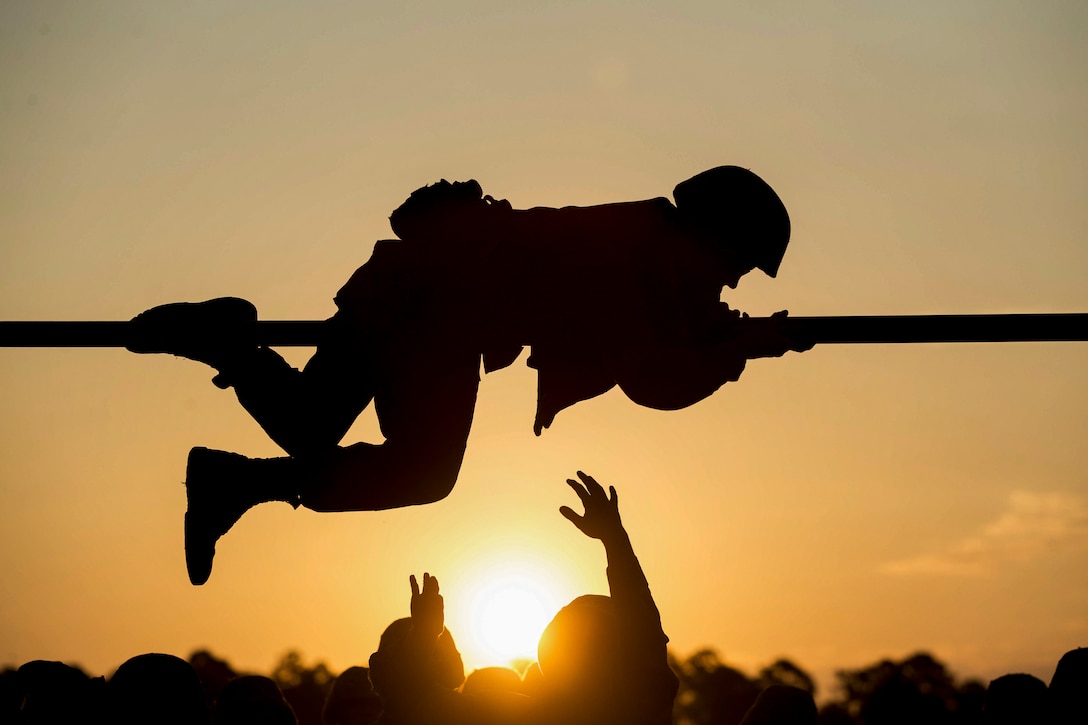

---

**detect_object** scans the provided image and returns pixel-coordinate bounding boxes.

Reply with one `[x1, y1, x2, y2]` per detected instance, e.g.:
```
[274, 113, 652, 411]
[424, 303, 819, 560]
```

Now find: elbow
[617, 378, 717, 411]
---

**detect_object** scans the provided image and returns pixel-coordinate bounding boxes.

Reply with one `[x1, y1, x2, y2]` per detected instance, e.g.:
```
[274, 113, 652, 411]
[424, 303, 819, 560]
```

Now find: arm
[560, 473, 679, 723]
[410, 572, 445, 642]
[559, 473, 662, 637]
[616, 307, 812, 411]
[560, 473, 640, 583]
[369, 574, 466, 725]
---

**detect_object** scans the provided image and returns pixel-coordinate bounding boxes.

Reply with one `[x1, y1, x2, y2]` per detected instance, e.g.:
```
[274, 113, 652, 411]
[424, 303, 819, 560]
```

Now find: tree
[188, 649, 239, 708]
[270, 650, 337, 725]
[758, 658, 817, 697]
[832, 651, 984, 725]
[671, 649, 761, 725]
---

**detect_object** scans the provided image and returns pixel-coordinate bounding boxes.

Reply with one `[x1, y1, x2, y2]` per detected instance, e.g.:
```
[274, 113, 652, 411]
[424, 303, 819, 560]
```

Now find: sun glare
[466, 574, 560, 663]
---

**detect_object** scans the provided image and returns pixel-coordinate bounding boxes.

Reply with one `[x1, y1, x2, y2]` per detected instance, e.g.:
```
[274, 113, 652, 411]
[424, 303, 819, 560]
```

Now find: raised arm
[559, 472, 679, 724]
[560, 472, 656, 622]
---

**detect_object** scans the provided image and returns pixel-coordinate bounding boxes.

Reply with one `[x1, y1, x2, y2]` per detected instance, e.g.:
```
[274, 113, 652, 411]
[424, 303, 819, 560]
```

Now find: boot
[127, 298, 258, 387]
[183, 446, 261, 585]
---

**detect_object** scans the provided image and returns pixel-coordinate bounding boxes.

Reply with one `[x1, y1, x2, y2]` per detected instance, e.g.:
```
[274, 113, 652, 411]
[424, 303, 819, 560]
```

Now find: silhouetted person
[366, 575, 470, 725]
[14, 660, 105, 724]
[740, 684, 817, 725]
[323, 666, 381, 725]
[532, 471, 679, 725]
[215, 675, 297, 725]
[108, 652, 211, 725]
[518, 662, 544, 701]
[982, 673, 1046, 724]
[1048, 647, 1088, 724]
[127, 167, 808, 583]
[461, 667, 524, 698]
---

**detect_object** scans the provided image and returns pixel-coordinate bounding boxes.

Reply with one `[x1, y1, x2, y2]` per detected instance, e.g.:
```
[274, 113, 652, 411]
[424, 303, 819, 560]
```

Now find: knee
[312, 439, 464, 510]
[401, 446, 462, 505]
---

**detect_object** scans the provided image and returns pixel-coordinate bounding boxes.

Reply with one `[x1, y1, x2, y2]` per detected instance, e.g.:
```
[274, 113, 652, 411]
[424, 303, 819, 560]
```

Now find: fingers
[560, 506, 590, 537]
[565, 478, 591, 507]
[411, 573, 439, 596]
[567, 471, 611, 505]
[576, 471, 606, 498]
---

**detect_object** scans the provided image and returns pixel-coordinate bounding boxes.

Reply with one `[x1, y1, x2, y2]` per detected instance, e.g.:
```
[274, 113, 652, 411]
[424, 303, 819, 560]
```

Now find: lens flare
[469, 576, 557, 662]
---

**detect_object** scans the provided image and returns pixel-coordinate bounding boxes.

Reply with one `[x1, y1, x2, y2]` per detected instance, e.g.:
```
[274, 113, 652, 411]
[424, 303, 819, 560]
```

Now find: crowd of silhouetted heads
[3, 628, 1086, 725]
[3, 474, 1086, 725]
[4, 618, 1085, 724]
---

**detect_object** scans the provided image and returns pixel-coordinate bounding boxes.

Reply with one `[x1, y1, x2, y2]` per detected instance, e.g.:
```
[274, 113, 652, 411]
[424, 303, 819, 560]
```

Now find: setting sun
[443, 556, 577, 669]
[1, 3, 1085, 708]
[470, 577, 556, 662]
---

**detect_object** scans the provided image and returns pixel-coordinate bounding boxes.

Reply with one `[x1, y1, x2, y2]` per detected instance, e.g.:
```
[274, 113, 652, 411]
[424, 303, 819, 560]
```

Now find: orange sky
[1, 0, 1086, 695]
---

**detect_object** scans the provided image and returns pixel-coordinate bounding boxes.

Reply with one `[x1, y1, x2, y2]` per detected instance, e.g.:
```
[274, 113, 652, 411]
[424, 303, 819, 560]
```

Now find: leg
[183, 343, 480, 583]
[129, 299, 376, 456]
[227, 314, 376, 457]
[300, 344, 481, 511]
[179, 313, 377, 585]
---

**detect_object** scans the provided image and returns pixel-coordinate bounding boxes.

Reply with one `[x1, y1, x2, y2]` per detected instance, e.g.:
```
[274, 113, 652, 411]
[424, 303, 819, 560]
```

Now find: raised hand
[559, 471, 625, 543]
[410, 572, 444, 640]
[734, 309, 813, 358]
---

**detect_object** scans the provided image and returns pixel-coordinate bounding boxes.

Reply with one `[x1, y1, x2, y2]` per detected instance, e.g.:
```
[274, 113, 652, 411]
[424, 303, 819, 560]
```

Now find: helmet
[672, 166, 791, 278]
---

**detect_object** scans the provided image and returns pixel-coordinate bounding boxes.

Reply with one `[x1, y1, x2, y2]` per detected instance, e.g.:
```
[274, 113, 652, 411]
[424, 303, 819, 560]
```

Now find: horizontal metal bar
[0, 314, 1086, 348]
[0, 321, 328, 347]
[781, 314, 1088, 344]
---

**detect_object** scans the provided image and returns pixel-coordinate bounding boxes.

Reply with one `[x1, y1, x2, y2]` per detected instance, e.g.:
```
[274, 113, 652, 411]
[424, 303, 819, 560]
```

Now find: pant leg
[299, 341, 481, 512]
[229, 314, 376, 458]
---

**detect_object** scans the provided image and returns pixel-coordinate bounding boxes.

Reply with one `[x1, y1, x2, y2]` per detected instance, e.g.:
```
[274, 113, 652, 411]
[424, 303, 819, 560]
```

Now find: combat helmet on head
[672, 166, 791, 278]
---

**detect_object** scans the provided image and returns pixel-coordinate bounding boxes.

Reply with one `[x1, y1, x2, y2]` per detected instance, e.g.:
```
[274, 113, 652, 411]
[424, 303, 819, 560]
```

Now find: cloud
[880, 491, 1088, 576]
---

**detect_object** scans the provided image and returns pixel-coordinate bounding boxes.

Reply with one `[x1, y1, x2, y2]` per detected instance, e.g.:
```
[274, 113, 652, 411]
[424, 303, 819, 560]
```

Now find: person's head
[108, 653, 210, 725]
[739, 684, 817, 725]
[1049, 647, 1088, 723]
[215, 675, 296, 725]
[461, 667, 524, 697]
[983, 673, 1047, 724]
[16, 660, 105, 723]
[673, 166, 791, 288]
[536, 595, 625, 704]
[389, 179, 508, 241]
[323, 666, 381, 725]
[368, 618, 465, 699]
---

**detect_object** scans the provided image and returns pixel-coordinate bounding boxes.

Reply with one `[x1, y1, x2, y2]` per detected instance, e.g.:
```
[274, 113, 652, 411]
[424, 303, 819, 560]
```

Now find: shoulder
[511, 197, 678, 244]
[334, 240, 418, 309]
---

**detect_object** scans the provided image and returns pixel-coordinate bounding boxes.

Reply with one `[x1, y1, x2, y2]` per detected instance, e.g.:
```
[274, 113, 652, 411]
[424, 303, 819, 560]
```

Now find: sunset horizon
[2, 1, 1086, 719]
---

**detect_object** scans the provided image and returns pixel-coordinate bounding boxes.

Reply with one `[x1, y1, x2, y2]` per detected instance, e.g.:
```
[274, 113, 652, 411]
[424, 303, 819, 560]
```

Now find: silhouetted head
[215, 675, 296, 725]
[983, 673, 1047, 724]
[323, 666, 381, 725]
[108, 653, 210, 725]
[16, 660, 105, 723]
[368, 618, 465, 698]
[390, 179, 509, 242]
[739, 684, 817, 724]
[461, 667, 524, 697]
[673, 166, 791, 284]
[1049, 647, 1088, 724]
[536, 595, 624, 698]
[519, 661, 545, 699]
